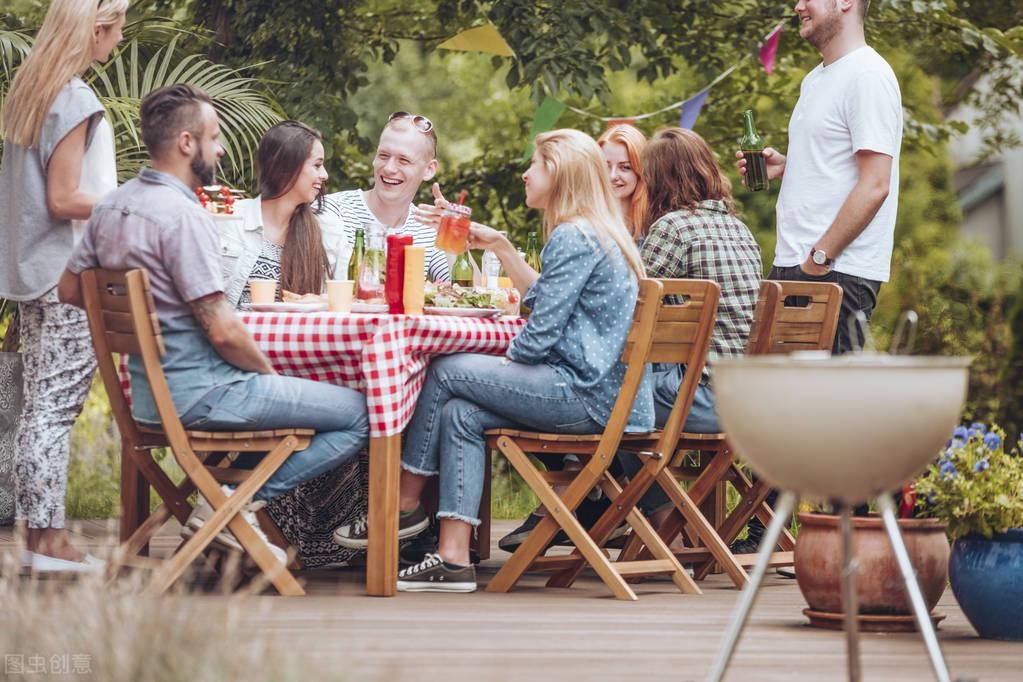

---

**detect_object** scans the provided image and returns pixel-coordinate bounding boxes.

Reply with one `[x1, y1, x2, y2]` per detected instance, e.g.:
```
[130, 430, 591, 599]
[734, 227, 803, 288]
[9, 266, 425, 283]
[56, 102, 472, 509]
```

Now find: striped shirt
[319, 189, 450, 281]
[640, 199, 762, 375]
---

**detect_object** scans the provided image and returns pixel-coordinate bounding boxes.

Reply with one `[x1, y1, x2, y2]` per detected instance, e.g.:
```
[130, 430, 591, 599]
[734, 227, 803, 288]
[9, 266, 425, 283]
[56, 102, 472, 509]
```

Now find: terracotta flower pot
[794, 512, 949, 629]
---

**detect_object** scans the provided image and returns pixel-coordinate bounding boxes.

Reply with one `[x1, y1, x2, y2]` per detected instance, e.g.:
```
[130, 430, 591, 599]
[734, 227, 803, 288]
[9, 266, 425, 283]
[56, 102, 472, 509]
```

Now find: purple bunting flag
[678, 89, 710, 130]
[759, 23, 783, 75]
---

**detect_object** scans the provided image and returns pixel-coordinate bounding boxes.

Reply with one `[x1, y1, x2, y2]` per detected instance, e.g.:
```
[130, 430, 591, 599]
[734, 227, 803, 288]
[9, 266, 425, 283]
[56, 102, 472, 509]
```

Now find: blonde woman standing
[335, 129, 653, 592]
[0, 0, 127, 572]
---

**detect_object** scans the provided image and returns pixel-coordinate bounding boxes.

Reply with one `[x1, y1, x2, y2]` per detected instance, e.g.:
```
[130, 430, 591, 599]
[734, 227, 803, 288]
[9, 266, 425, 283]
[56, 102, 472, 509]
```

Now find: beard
[190, 146, 217, 187]
[801, 2, 843, 51]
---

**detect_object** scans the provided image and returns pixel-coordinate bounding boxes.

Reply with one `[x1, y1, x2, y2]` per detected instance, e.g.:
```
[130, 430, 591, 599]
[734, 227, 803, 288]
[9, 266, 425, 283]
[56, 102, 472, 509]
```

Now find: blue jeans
[179, 375, 369, 502]
[620, 366, 721, 513]
[402, 353, 602, 526]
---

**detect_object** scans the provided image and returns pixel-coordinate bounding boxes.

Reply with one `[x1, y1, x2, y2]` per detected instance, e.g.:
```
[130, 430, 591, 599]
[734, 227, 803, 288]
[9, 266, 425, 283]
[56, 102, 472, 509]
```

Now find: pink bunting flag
[759, 23, 783, 75]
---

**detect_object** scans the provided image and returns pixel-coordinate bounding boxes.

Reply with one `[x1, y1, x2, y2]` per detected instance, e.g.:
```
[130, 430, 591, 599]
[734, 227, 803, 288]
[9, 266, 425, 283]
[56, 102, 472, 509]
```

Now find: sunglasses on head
[387, 111, 434, 134]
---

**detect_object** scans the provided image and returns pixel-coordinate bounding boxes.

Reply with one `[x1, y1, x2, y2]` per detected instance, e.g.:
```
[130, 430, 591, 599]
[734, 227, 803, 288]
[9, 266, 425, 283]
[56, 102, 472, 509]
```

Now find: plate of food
[351, 302, 389, 314]
[242, 301, 328, 312]
[243, 290, 328, 312]
[424, 306, 502, 318]
[424, 283, 506, 318]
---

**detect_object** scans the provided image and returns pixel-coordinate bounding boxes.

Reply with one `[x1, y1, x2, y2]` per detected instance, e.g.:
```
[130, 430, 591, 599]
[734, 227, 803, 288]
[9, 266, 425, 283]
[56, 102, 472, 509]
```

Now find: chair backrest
[748, 280, 844, 356]
[650, 279, 721, 450]
[81, 268, 193, 455]
[593, 278, 664, 457]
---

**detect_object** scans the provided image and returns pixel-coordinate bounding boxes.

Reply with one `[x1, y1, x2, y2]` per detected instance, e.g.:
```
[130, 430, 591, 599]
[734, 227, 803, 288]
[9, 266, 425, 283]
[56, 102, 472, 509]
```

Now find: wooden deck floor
[3, 519, 1021, 681]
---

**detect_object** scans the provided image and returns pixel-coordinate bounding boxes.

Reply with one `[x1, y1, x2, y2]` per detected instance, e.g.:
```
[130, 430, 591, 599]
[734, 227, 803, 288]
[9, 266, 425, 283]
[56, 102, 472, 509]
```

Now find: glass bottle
[451, 250, 474, 288]
[347, 226, 365, 281]
[356, 221, 386, 302]
[739, 109, 769, 192]
[482, 250, 501, 290]
[525, 231, 542, 273]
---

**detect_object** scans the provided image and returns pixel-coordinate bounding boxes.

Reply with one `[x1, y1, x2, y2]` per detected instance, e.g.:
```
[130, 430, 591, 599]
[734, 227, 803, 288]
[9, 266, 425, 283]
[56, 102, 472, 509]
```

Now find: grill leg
[706, 490, 796, 682]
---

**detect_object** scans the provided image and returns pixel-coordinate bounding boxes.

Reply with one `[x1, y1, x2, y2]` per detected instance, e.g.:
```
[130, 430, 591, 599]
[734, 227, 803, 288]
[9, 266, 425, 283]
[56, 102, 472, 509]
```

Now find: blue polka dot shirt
[508, 222, 654, 432]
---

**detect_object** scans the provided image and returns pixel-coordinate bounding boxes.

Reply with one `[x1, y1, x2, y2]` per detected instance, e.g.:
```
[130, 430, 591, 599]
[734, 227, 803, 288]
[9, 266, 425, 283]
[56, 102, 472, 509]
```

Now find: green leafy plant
[916, 423, 1023, 539]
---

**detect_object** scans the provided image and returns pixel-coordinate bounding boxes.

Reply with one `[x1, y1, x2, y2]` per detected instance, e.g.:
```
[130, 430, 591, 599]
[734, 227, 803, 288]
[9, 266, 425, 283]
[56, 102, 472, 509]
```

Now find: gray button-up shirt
[67, 168, 252, 424]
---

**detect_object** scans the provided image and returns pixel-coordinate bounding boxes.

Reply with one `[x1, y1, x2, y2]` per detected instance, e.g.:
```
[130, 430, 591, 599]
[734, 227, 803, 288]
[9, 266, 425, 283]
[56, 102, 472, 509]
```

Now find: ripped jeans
[402, 353, 601, 526]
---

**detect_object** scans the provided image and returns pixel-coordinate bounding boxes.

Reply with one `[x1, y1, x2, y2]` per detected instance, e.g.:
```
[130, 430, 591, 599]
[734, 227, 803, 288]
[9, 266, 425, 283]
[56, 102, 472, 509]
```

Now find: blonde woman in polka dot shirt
[334, 129, 654, 592]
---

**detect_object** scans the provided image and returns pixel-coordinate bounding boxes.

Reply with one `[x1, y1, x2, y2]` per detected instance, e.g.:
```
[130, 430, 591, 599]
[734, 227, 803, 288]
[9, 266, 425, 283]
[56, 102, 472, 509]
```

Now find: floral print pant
[15, 288, 95, 528]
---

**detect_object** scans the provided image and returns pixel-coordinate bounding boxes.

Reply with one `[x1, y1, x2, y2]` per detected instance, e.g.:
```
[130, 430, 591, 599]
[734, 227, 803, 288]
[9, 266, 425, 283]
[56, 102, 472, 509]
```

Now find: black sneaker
[400, 527, 438, 566]
[729, 537, 762, 556]
[397, 552, 476, 593]
[333, 505, 429, 549]
[498, 513, 570, 552]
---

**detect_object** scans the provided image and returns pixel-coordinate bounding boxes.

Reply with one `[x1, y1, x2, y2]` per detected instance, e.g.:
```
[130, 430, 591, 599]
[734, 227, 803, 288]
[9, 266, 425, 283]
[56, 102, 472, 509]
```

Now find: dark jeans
[768, 265, 882, 356]
[767, 265, 883, 519]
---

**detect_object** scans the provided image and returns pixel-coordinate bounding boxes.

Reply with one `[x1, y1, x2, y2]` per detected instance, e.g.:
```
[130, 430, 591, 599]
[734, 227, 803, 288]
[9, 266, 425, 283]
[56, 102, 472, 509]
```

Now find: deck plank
[2, 520, 1020, 681]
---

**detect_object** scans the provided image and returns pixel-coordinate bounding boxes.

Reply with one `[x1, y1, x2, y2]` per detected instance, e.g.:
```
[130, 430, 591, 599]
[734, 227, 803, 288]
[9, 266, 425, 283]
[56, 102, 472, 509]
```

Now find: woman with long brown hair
[622, 127, 762, 528]
[0, 0, 127, 572]
[220, 120, 348, 307]
[598, 124, 649, 242]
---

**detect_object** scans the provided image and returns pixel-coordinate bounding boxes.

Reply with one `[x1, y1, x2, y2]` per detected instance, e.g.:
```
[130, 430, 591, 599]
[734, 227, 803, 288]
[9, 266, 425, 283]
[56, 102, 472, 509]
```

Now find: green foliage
[916, 425, 1023, 539]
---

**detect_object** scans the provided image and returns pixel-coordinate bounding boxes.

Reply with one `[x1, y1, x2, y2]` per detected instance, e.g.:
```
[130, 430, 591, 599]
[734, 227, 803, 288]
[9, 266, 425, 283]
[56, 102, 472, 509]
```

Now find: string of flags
[437, 19, 787, 156]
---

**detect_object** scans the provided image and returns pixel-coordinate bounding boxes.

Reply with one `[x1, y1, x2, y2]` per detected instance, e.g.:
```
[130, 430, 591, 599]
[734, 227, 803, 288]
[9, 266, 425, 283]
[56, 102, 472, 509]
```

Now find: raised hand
[466, 222, 505, 251]
[414, 182, 451, 229]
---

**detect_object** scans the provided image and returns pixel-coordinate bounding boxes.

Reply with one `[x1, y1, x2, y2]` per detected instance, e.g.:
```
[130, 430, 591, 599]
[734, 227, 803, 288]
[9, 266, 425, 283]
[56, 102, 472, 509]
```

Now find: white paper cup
[327, 279, 354, 313]
[249, 279, 277, 305]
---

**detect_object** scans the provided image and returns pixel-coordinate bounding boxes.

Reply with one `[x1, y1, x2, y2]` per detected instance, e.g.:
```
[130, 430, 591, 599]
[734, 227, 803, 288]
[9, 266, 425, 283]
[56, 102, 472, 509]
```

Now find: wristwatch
[811, 247, 834, 268]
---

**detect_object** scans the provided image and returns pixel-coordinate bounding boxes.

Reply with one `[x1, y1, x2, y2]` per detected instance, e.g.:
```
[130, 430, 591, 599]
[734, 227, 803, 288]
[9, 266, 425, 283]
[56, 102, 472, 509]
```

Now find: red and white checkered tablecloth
[120, 312, 525, 438]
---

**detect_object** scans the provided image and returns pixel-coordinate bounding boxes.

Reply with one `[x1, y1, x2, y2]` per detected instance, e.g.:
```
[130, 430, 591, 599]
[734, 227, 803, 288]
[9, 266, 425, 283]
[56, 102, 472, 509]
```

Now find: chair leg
[150, 438, 304, 596]
[546, 468, 701, 595]
[486, 437, 637, 601]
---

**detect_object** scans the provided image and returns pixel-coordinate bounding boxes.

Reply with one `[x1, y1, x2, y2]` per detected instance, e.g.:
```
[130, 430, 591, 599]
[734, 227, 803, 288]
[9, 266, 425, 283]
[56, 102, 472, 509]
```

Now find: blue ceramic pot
[949, 529, 1023, 641]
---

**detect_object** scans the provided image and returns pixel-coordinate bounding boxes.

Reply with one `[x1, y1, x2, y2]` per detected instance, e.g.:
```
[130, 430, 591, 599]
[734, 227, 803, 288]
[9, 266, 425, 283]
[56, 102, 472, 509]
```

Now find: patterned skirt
[265, 450, 369, 569]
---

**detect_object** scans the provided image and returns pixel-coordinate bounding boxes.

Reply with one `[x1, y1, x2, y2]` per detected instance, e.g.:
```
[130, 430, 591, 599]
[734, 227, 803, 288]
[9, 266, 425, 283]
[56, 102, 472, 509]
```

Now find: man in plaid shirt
[620, 127, 762, 525]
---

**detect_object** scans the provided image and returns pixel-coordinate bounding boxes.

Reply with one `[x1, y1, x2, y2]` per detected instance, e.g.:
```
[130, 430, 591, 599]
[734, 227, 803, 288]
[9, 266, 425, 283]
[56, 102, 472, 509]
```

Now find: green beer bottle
[740, 109, 769, 192]
[525, 231, 542, 273]
[451, 250, 474, 287]
[347, 226, 366, 280]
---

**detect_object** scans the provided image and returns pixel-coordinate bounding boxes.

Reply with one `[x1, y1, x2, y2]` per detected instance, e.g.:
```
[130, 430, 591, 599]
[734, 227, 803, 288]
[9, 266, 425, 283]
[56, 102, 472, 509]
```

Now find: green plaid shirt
[640, 200, 762, 375]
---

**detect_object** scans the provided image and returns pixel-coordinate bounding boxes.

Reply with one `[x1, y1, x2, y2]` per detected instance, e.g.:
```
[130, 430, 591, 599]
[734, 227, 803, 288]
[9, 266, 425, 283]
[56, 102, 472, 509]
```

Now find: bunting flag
[557, 19, 787, 126]
[678, 90, 710, 129]
[522, 96, 566, 161]
[759, 22, 784, 75]
[437, 24, 515, 57]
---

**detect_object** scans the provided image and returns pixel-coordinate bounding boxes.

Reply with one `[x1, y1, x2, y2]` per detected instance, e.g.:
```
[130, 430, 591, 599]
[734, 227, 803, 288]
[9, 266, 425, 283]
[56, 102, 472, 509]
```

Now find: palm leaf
[2, 22, 281, 189]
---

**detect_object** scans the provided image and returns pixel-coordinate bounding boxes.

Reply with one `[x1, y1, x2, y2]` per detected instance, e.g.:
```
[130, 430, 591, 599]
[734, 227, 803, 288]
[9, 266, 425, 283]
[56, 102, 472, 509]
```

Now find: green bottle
[525, 231, 542, 273]
[739, 109, 769, 192]
[451, 250, 474, 287]
[347, 226, 365, 281]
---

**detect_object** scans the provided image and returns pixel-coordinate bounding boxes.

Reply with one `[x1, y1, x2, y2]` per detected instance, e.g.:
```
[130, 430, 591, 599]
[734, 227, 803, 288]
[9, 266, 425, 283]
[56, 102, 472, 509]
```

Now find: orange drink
[435, 204, 472, 253]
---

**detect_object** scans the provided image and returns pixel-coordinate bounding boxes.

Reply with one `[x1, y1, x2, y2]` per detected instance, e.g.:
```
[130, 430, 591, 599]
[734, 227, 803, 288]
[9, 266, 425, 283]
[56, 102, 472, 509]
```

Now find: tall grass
[0, 550, 347, 682]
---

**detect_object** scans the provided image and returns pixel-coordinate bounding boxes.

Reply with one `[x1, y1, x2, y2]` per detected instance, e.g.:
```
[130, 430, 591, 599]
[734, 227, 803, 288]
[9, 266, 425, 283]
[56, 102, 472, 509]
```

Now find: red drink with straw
[435, 190, 472, 253]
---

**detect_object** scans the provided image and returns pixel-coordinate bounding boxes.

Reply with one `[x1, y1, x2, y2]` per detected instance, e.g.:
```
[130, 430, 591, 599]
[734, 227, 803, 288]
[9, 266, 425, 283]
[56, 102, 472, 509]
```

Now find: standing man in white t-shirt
[321, 112, 450, 281]
[732, 0, 903, 556]
[738, 0, 902, 354]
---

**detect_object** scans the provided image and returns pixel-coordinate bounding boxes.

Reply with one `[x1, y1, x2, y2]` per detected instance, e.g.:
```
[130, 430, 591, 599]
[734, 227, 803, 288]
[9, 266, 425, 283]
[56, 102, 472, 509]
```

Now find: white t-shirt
[72, 117, 117, 243]
[775, 45, 902, 282]
[319, 189, 450, 281]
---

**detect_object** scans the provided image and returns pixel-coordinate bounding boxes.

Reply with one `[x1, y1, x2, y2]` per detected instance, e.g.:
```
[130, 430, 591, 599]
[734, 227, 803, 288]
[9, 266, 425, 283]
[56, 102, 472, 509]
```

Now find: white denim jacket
[218, 197, 350, 307]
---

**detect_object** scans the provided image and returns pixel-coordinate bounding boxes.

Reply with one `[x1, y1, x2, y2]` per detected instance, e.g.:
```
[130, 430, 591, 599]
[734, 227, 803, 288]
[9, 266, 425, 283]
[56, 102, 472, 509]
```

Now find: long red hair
[598, 124, 649, 241]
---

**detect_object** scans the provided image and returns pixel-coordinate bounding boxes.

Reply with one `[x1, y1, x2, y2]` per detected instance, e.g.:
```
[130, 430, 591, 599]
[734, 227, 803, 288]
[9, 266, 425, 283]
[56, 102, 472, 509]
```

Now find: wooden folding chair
[81, 268, 311, 595]
[620, 280, 844, 584]
[484, 279, 719, 601]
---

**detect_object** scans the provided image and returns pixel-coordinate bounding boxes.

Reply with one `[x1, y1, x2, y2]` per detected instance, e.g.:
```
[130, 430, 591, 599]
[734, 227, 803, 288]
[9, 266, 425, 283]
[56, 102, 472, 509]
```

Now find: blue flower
[952, 426, 969, 442]
[926, 491, 937, 504]
[974, 459, 990, 473]
[969, 422, 988, 435]
[939, 460, 958, 480]
[983, 432, 1002, 451]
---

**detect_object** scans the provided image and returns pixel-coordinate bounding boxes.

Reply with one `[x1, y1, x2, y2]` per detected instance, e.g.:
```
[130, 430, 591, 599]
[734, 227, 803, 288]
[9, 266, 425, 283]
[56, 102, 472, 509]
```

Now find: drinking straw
[458, 190, 466, 205]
